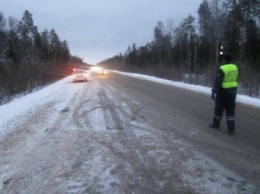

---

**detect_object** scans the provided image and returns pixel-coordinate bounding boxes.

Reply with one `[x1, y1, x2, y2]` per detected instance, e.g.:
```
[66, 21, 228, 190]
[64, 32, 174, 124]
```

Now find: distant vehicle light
[91, 66, 101, 72]
[98, 69, 108, 75]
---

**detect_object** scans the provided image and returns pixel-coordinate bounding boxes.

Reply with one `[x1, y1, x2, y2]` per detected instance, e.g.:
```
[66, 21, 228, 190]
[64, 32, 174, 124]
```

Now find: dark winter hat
[222, 53, 233, 61]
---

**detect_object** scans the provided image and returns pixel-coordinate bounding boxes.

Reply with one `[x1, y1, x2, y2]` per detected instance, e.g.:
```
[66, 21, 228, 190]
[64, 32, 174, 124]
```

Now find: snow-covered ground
[0, 70, 259, 194]
[1, 70, 259, 137]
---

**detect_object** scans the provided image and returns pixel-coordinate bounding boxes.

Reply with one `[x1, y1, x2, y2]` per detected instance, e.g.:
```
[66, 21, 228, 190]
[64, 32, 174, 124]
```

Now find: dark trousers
[213, 88, 237, 130]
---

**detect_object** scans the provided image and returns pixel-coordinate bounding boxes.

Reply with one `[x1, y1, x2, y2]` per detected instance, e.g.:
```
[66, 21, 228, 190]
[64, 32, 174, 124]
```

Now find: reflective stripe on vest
[220, 64, 238, 89]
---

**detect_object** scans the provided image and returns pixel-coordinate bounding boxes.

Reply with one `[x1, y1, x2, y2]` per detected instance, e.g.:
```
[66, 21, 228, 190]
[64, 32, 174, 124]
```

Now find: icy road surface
[0, 72, 259, 194]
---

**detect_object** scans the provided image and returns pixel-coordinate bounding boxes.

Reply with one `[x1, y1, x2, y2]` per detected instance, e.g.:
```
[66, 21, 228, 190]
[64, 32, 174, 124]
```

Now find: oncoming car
[72, 69, 88, 82]
[91, 66, 108, 75]
[98, 68, 108, 75]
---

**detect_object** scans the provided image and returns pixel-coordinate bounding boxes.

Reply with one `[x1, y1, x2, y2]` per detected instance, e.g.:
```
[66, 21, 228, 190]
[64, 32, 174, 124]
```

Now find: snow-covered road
[0, 71, 259, 194]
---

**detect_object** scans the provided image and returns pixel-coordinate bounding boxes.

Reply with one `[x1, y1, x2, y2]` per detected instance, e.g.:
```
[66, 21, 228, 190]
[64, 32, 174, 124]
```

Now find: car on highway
[98, 68, 108, 75]
[71, 69, 88, 82]
[91, 66, 108, 75]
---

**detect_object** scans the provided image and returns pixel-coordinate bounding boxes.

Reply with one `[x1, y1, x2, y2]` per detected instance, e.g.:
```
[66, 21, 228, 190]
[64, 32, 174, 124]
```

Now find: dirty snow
[1, 70, 259, 137]
[0, 70, 259, 194]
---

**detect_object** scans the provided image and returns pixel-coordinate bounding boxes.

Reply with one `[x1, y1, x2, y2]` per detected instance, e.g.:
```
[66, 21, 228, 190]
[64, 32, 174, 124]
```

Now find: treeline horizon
[0, 10, 84, 104]
[99, 0, 260, 98]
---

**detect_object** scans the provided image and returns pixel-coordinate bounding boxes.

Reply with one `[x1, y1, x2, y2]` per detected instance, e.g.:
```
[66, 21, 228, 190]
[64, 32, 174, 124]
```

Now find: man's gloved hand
[211, 89, 216, 101]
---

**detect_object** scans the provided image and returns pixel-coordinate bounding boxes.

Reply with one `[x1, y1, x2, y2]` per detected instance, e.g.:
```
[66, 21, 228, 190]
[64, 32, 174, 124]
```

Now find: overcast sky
[1, 0, 202, 64]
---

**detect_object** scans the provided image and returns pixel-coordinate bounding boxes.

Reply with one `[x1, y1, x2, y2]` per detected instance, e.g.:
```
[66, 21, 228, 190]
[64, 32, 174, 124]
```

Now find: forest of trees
[99, 0, 260, 98]
[0, 10, 84, 104]
[1, 0, 259, 104]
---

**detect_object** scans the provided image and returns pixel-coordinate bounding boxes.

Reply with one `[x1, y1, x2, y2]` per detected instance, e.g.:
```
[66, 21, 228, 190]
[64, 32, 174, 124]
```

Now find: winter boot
[228, 129, 234, 135]
[227, 120, 235, 135]
[209, 118, 220, 129]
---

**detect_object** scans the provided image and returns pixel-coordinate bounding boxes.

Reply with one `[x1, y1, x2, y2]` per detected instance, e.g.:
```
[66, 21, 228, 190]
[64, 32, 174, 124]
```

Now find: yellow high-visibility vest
[220, 64, 238, 89]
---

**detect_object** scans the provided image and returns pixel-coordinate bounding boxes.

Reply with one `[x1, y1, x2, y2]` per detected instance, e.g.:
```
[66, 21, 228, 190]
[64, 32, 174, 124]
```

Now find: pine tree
[17, 10, 38, 64]
[0, 13, 8, 67]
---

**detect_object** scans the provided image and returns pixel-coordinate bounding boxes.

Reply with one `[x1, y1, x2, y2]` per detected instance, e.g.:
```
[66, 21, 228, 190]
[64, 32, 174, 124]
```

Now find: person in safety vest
[210, 53, 238, 135]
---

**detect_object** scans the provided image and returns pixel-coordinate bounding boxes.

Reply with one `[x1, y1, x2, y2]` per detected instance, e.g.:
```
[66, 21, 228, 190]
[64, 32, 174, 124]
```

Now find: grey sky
[1, 0, 202, 64]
